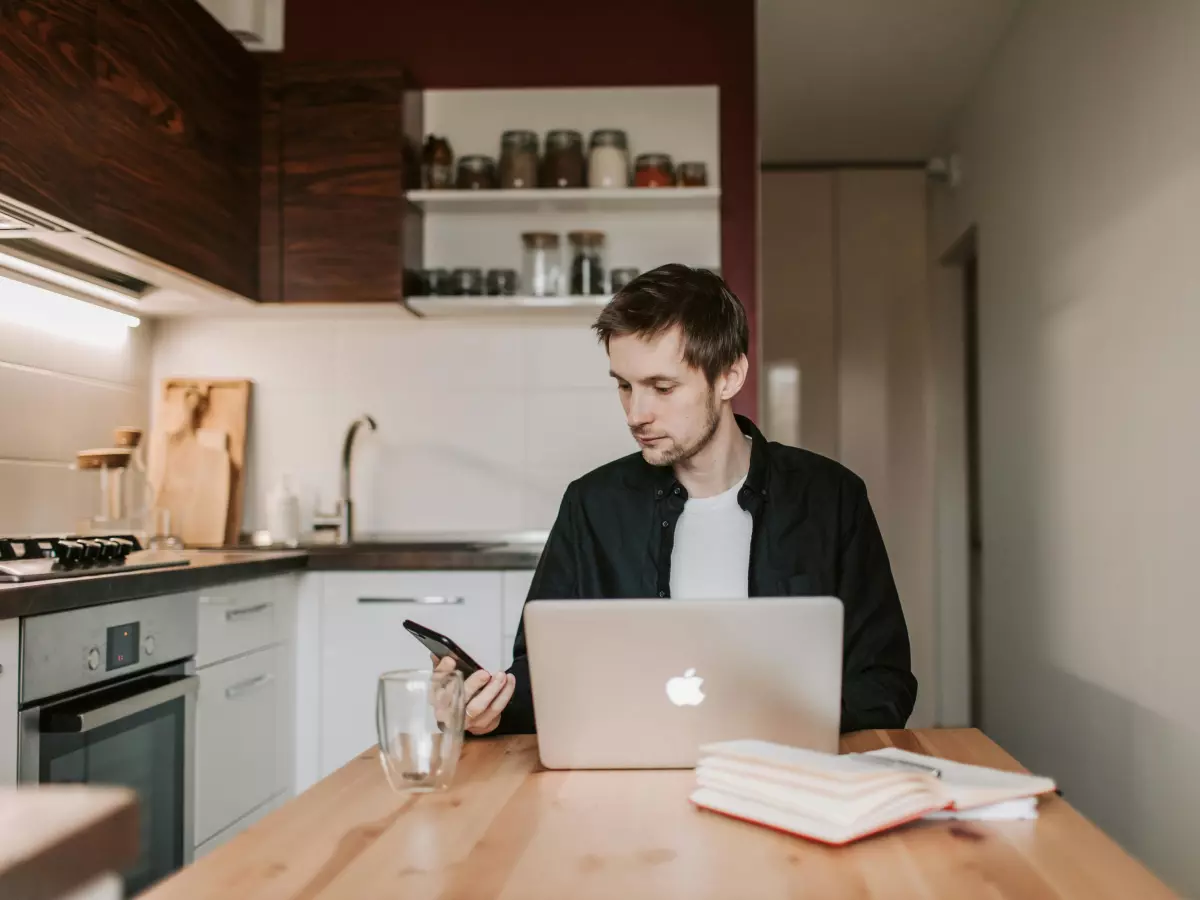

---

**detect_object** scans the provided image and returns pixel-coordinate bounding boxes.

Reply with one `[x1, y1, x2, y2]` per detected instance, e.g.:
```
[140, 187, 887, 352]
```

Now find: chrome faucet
[315, 414, 377, 544]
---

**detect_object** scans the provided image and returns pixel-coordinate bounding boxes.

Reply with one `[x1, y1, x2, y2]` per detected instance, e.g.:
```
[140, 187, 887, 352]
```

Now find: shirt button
[673, 486, 681, 495]
[761, 488, 767, 496]
[656, 489, 663, 497]
[661, 520, 669, 528]
[658, 591, 666, 597]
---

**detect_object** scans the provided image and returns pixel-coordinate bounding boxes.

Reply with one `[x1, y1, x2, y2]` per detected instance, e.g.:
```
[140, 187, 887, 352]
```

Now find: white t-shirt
[669, 474, 753, 599]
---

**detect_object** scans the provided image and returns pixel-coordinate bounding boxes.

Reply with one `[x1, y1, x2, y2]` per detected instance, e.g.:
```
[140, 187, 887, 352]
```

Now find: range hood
[0, 194, 255, 315]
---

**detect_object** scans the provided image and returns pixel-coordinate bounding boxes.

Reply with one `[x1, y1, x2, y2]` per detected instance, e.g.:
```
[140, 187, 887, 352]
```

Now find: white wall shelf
[407, 187, 720, 215]
[404, 294, 609, 318]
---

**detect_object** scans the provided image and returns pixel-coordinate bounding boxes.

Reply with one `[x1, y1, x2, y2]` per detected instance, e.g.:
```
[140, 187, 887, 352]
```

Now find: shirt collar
[625, 414, 770, 498]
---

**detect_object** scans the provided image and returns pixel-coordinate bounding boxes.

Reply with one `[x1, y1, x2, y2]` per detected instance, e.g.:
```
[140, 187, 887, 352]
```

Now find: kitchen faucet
[315, 414, 377, 544]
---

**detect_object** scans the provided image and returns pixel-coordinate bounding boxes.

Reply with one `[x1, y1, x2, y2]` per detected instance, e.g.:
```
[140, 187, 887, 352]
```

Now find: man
[437, 264, 917, 736]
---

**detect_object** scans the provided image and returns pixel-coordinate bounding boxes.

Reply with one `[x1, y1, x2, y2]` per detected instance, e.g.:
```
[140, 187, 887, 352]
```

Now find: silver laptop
[523, 597, 843, 770]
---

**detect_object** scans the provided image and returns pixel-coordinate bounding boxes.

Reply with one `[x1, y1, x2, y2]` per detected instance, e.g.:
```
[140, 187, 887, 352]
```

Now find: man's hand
[432, 655, 516, 736]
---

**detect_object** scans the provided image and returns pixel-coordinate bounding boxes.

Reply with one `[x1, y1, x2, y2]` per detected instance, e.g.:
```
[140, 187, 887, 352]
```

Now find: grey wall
[931, 1, 1200, 893]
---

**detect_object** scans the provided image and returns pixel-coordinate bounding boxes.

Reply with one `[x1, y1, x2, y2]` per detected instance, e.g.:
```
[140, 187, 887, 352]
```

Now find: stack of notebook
[690, 739, 1057, 846]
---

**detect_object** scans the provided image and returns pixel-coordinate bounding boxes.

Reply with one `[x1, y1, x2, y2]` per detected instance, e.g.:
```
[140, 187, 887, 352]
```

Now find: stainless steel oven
[18, 593, 198, 896]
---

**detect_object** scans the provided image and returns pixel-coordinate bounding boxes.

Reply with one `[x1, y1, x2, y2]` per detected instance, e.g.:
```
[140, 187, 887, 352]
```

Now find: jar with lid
[521, 232, 562, 296]
[450, 268, 485, 296]
[676, 161, 708, 187]
[456, 155, 497, 190]
[568, 231, 607, 295]
[486, 268, 518, 296]
[422, 268, 453, 296]
[499, 130, 539, 189]
[541, 130, 585, 188]
[634, 153, 675, 188]
[422, 135, 454, 190]
[588, 130, 628, 189]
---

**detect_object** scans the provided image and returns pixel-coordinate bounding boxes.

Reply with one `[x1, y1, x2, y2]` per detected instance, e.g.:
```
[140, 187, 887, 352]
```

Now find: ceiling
[757, 0, 1020, 163]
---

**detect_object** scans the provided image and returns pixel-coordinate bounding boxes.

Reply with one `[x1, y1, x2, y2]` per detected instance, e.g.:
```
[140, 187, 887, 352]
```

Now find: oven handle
[41, 675, 199, 734]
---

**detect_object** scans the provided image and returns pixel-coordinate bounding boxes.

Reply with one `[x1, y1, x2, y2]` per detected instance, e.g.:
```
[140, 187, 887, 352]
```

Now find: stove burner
[0, 534, 189, 583]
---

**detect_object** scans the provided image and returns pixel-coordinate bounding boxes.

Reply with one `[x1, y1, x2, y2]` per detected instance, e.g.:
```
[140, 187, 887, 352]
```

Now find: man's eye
[617, 383, 631, 393]
[655, 385, 674, 395]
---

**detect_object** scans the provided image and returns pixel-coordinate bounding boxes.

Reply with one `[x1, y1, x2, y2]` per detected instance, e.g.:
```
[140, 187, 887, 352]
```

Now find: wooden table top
[145, 728, 1177, 900]
[0, 785, 138, 900]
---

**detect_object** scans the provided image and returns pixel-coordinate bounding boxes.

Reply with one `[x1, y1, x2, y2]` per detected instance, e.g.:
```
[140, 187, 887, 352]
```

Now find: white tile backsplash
[151, 314, 635, 534]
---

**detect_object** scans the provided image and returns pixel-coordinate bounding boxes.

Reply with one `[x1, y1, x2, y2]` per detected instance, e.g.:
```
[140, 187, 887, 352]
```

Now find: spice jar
[588, 129, 629, 189]
[456, 155, 497, 190]
[422, 135, 454, 190]
[499, 130, 539, 190]
[568, 231, 607, 296]
[609, 267, 639, 292]
[521, 232, 562, 296]
[676, 161, 708, 187]
[449, 268, 485, 296]
[486, 268, 519, 296]
[541, 130, 585, 188]
[634, 153, 675, 188]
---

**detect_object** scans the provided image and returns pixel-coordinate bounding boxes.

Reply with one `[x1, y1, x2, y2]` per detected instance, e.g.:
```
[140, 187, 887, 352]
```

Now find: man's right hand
[432, 655, 515, 736]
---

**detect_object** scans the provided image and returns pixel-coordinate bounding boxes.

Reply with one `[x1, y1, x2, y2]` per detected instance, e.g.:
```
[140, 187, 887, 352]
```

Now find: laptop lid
[524, 597, 843, 770]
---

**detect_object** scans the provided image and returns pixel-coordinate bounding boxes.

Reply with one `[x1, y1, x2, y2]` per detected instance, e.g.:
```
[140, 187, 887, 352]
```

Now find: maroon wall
[284, 0, 758, 416]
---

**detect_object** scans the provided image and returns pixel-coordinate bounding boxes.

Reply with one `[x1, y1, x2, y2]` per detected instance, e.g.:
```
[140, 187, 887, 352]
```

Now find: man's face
[608, 326, 721, 467]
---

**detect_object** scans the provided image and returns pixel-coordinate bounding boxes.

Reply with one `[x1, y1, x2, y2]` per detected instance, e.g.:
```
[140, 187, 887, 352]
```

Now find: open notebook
[690, 740, 1056, 846]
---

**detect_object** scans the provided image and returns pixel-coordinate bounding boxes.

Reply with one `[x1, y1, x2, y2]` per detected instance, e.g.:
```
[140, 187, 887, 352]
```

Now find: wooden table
[144, 729, 1177, 899]
[0, 785, 138, 900]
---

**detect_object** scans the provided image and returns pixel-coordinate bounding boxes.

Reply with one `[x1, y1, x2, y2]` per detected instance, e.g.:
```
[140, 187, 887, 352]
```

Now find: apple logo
[665, 668, 705, 707]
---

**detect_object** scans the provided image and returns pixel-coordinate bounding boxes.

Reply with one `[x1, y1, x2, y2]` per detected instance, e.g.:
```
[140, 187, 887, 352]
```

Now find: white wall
[150, 313, 635, 536]
[0, 280, 152, 535]
[932, 1, 1200, 893]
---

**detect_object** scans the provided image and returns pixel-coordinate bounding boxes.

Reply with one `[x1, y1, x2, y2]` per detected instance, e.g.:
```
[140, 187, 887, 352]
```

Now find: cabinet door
[93, 0, 258, 298]
[195, 645, 285, 845]
[0, 0, 97, 228]
[319, 571, 503, 778]
[278, 61, 410, 303]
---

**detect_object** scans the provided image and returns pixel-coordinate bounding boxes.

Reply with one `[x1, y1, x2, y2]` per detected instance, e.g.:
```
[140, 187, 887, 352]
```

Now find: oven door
[19, 663, 197, 896]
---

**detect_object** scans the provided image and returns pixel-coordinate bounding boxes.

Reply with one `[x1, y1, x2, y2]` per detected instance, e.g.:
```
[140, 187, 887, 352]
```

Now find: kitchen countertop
[0, 785, 138, 900]
[0, 535, 545, 620]
[140, 729, 1174, 900]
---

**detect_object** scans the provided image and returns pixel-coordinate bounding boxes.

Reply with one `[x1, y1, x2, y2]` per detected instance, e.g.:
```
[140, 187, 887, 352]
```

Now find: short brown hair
[592, 264, 749, 382]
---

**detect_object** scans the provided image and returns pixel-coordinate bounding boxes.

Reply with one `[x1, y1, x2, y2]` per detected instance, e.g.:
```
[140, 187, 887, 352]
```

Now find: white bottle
[266, 475, 301, 547]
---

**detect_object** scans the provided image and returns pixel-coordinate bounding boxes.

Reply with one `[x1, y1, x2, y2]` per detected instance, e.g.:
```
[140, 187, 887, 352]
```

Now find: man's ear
[718, 354, 749, 401]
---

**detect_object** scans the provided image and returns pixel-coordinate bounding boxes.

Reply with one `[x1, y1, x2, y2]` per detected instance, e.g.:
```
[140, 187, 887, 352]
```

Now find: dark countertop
[0, 542, 543, 620]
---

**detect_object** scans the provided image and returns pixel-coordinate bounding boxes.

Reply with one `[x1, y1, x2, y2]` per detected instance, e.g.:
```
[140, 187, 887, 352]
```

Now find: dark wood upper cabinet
[271, 61, 417, 303]
[0, 0, 98, 229]
[93, 0, 259, 299]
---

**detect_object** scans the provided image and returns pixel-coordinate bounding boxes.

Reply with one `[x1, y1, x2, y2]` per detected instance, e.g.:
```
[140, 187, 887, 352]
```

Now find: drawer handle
[224, 672, 274, 700]
[225, 602, 272, 621]
[357, 596, 465, 605]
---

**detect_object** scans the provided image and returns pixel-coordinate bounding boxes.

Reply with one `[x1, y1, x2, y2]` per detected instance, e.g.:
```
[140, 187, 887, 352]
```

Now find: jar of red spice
[634, 153, 675, 188]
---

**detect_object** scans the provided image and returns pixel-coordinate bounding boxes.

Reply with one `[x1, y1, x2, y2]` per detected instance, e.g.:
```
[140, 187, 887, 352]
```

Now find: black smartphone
[403, 619, 483, 676]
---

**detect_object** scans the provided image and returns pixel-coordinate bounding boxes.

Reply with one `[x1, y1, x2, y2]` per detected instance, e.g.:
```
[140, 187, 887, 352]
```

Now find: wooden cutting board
[148, 379, 251, 546]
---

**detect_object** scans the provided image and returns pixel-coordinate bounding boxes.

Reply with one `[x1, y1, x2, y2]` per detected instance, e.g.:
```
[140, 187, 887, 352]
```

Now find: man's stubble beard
[641, 390, 722, 467]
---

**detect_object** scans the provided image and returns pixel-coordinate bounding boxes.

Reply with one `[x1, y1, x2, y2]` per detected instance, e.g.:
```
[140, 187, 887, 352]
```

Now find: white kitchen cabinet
[194, 573, 298, 849]
[318, 571, 503, 778]
[501, 570, 535, 670]
[193, 789, 291, 860]
[0, 618, 17, 786]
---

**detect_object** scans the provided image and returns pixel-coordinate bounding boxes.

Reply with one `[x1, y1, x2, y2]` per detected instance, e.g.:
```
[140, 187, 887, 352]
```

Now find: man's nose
[626, 392, 653, 427]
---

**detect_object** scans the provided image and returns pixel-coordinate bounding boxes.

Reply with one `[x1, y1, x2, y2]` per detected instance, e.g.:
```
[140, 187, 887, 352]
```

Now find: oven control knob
[143, 635, 155, 656]
[86, 647, 101, 671]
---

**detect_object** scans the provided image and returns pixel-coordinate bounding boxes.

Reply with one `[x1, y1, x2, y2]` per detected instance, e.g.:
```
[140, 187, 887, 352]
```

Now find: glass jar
[609, 267, 639, 292]
[422, 135, 454, 190]
[568, 231, 607, 295]
[541, 130, 585, 188]
[634, 153, 675, 188]
[455, 155, 497, 190]
[521, 232, 562, 296]
[588, 129, 629, 189]
[499, 130, 539, 190]
[486, 268, 518, 296]
[677, 161, 708, 187]
[450, 268, 484, 296]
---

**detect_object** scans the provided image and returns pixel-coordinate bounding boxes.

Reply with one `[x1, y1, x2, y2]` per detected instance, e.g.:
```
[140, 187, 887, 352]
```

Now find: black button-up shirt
[497, 415, 917, 735]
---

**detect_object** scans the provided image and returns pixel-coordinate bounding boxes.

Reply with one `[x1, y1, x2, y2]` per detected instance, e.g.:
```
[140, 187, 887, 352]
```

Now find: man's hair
[592, 263, 749, 382]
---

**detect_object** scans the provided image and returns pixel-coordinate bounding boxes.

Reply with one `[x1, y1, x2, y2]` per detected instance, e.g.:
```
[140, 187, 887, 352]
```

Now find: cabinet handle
[225, 602, 272, 621]
[357, 596, 465, 606]
[224, 672, 274, 700]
